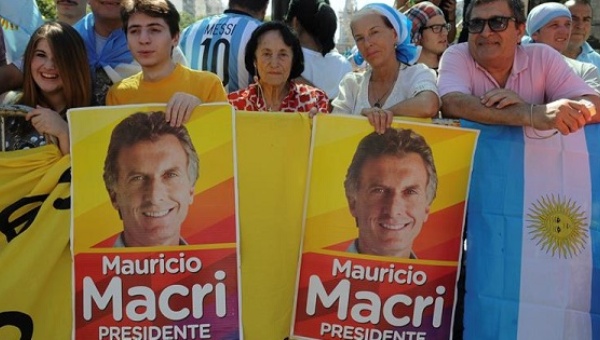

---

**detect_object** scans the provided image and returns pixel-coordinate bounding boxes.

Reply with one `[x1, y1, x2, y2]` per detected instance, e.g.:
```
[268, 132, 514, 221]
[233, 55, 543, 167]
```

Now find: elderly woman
[406, 1, 450, 70]
[332, 3, 439, 133]
[285, 0, 352, 99]
[227, 21, 329, 113]
[2, 22, 91, 154]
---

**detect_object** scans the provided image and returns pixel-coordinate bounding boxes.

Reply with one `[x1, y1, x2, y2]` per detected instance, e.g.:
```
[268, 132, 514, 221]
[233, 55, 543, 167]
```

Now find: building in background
[337, 0, 357, 54]
[172, 0, 224, 18]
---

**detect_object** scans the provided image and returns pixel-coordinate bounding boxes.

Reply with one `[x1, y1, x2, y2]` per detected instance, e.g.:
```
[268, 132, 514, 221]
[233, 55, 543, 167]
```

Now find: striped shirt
[179, 10, 261, 93]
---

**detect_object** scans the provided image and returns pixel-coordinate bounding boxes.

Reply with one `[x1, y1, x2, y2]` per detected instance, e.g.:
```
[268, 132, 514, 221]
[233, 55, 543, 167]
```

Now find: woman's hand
[166, 92, 201, 127]
[361, 107, 393, 134]
[26, 106, 69, 154]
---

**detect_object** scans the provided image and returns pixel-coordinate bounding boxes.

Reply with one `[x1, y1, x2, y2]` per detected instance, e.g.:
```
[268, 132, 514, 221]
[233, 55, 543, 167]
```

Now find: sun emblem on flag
[526, 194, 588, 258]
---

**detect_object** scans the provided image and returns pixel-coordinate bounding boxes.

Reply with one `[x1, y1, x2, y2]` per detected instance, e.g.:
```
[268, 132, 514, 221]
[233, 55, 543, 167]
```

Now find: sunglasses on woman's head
[466, 16, 516, 34]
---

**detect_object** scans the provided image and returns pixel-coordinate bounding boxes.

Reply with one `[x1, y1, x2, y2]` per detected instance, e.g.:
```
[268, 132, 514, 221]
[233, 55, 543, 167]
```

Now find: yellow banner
[0, 146, 71, 340]
[0, 110, 463, 340]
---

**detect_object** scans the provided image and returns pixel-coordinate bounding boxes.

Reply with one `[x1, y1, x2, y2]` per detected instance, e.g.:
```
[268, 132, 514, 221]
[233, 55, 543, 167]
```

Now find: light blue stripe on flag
[461, 122, 523, 340]
[462, 121, 600, 339]
[0, 0, 44, 61]
[585, 124, 600, 338]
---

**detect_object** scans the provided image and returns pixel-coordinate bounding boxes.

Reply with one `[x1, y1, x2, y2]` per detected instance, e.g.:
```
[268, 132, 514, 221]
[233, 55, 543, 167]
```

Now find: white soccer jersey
[180, 11, 261, 93]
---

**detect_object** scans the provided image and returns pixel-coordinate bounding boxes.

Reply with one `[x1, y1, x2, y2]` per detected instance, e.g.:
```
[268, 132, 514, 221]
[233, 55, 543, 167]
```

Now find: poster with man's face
[69, 104, 241, 340]
[292, 115, 478, 339]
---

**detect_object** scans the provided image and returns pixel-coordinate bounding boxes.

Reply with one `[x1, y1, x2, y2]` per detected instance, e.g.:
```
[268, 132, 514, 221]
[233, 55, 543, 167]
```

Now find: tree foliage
[36, 0, 57, 21]
[180, 12, 197, 31]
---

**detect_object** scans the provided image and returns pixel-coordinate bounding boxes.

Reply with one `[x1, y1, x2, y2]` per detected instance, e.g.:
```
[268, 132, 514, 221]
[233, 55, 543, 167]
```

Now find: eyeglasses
[421, 23, 452, 34]
[466, 16, 516, 34]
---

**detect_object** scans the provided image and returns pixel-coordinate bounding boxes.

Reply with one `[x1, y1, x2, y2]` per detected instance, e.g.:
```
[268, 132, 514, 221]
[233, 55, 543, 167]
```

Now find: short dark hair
[344, 128, 438, 205]
[229, 0, 269, 13]
[103, 111, 199, 193]
[465, 0, 526, 24]
[121, 0, 180, 37]
[244, 21, 304, 81]
[285, 0, 337, 56]
[564, 0, 593, 15]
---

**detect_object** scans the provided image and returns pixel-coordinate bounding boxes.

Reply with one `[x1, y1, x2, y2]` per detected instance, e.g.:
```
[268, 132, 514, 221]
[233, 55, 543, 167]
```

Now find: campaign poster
[69, 104, 240, 340]
[292, 115, 478, 340]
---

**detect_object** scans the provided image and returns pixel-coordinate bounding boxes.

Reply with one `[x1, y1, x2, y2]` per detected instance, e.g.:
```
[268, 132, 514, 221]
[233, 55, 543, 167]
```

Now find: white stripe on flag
[518, 128, 593, 339]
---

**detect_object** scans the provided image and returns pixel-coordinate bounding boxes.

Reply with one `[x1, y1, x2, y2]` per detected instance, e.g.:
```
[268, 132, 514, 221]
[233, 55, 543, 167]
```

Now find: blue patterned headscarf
[526, 2, 571, 37]
[354, 3, 421, 65]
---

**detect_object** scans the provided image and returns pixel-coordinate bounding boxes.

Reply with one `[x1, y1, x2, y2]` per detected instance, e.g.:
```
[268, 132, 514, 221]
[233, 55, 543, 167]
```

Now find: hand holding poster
[292, 115, 478, 339]
[69, 104, 241, 340]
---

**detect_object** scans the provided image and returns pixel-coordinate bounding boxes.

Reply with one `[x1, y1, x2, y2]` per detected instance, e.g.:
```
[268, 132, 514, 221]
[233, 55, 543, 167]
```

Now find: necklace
[370, 65, 400, 108]
[256, 82, 287, 112]
[373, 84, 394, 108]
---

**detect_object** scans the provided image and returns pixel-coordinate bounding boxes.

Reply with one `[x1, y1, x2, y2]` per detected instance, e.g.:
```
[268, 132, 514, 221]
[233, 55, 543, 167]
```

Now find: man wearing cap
[523, 2, 600, 93]
[405, 1, 450, 71]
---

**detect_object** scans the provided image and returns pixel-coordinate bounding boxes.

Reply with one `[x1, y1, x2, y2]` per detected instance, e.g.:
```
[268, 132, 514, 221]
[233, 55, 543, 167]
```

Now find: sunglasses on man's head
[466, 16, 516, 34]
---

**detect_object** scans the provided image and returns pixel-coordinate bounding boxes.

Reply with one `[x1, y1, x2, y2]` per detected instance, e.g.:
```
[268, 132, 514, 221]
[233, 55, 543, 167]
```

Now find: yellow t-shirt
[105, 64, 227, 105]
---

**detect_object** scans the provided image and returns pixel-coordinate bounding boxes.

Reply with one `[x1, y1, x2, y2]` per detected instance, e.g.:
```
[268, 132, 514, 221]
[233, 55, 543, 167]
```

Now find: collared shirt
[438, 42, 596, 104]
[113, 233, 188, 247]
[576, 42, 600, 70]
[346, 239, 417, 259]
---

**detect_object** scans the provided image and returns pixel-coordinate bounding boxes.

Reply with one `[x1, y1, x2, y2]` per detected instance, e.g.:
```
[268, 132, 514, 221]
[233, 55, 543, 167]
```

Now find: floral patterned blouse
[228, 81, 329, 113]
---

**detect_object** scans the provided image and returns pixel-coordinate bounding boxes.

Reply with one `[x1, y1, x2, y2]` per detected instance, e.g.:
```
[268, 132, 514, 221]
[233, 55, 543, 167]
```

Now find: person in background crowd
[285, 0, 352, 100]
[180, 0, 269, 93]
[523, 2, 600, 93]
[332, 3, 439, 134]
[1, 22, 91, 154]
[106, 0, 226, 127]
[398, 0, 457, 43]
[563, 0, 600, 69]
[406, 1, 450, 71]
[228, 21, 329, 113]
[55, 0, 87, 26]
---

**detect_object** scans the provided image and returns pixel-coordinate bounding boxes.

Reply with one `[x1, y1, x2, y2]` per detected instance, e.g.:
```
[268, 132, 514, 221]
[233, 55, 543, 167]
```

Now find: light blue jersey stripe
[461, 122, 523, 340]
[585, 124, 600, 338]
[179, 13, 261, 93]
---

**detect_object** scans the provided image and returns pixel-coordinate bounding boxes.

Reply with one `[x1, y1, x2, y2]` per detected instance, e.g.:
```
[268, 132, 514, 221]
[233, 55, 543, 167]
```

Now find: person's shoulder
[110, 72, 143, 90]
[403, 63, 436, 79]
[325, 51, 353, 67]
[294, 82, 327, 96]
[439, 43, 472, 67]
[184, 65, 222, 82]
[73, 13, 94, 34]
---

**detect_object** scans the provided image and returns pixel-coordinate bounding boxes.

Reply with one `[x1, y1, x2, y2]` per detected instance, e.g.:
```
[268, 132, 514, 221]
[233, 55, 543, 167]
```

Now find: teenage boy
[106, 0, 227, 126]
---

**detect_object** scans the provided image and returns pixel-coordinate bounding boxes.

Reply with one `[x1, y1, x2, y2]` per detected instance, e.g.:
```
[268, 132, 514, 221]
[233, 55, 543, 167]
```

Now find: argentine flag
[461, 121, 600, 339]
[0, 0, 44, 62]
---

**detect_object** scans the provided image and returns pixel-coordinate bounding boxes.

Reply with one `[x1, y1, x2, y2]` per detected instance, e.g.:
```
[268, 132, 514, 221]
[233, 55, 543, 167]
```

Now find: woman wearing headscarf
[522, 2, 600, 93]
[286, 0, 352, 99]
[406, 1, 450, 70]
[332, 3, 439, 133]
